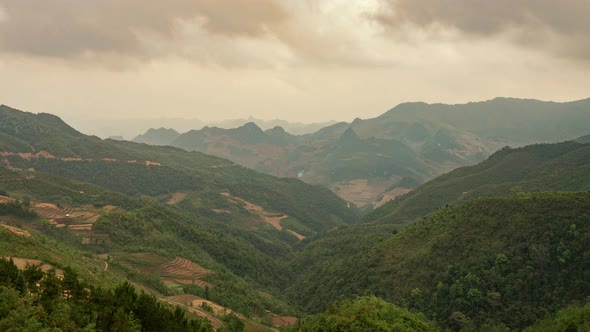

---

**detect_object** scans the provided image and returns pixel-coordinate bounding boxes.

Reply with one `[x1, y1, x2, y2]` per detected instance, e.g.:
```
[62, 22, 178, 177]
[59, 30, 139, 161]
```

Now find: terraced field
[114, 253, 212, 288]
[0, 195, 15, 204]
[31, 202, 113, 245]
[160, 257, 212, 288]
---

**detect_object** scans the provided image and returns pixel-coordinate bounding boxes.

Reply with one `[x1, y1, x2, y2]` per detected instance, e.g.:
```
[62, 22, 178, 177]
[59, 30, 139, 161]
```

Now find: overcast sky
[0, 0, 589, 125]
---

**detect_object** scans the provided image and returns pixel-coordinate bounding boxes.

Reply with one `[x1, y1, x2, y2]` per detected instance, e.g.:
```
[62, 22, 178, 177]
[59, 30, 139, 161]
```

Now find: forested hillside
[290, 192, 590, 330]
[366, 141, 590, 225]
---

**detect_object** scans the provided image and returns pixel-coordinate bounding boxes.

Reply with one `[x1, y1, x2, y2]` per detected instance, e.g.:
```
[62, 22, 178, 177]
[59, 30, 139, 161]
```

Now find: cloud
[0, 0, 402, 68]
[375, 0, 590, 60]
[0, 0, 288, 60]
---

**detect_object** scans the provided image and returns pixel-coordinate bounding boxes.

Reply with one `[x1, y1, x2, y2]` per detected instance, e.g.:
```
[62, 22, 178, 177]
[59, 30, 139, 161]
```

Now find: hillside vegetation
[290, 192, 590, 330]
[366, 141, 590, 225]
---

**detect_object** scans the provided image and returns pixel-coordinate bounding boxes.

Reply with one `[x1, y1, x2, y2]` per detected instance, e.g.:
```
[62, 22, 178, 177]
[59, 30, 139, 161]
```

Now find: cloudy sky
[0, 0, 589, 129]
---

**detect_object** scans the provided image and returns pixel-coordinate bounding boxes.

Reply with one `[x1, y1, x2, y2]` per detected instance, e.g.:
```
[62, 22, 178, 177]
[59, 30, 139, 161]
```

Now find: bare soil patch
[162, 296, 226, 330]
[0, 223, 30, 237]
[3, 257, 63, 276]
[330, 178, 396, 207]
[0, 195, 15, 204]
[287, 229, 305, 241]
[372, 187, 413, 209]
[272, 316, 298, 327]
[220, 192, 288, 230]
[160, 257, 212, 288]
[166, 192, 187, 205]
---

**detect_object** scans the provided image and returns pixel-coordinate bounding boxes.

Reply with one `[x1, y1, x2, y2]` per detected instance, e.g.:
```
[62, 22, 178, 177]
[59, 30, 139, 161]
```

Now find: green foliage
[367, 142, 590, 225]
[291, 192, 590, 330]
[294, 296, 436, 331]
[0, 201, 37, 219]
[0, 258, 213, 331]
[525, 300, 590, 331]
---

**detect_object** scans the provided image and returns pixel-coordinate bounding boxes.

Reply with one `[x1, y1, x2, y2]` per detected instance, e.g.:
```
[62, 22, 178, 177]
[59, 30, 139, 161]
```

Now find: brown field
[330, 178, 397, 207]
[162, 295, 226, 330]
[0, 195, 15, 204]
[0, 223, 30, 237]
[2, 257, 63, 277]
[372, 187, 413, 209]
[160, 257, 212, 288]
[272, 316, 298, 327]
[287, 229, 305, 240]
[31, 202, 115, 245]
[114, 253, 212, 288]
[32, 203, 68, 219]
[166, 192, 187, 205]
[220, 192, 288, 230]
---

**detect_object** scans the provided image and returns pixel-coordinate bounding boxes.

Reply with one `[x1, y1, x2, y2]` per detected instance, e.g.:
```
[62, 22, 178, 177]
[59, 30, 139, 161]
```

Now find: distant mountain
[210, 117, 338, 135]
[62, 115, 205, 140]
[365, 141, 590, 225]
[133, 97, 590, 208]
[133, 127, 180, 145]
[576, 133, 590, 144]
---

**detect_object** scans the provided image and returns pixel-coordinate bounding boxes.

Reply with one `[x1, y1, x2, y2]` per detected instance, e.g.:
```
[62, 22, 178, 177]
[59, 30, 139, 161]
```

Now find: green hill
[0, 105, 359, 236]
[576, 134, 590, 144]
[289, 192, 590, 330]
[132, 127, 180, 146]
[366, 141, 590, 225]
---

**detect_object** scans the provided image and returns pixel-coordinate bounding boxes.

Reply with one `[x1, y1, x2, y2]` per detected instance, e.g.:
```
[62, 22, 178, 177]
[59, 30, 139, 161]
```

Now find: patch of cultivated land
[162, 295, 226, 330]
[166, 192, 187, 205]
[0, 222, 30, 237]
[114, 253, 212, 288]
[0, 195, 15, 203]
[220, 192, 288, 230]
[287, 229, 305, 240]
[2, 257, 63, 277]
[160, 257, 212, 288]
[330, 178, 396, 207]
[372, 187, 413, 209]
[272, 316, 298, 327]
[30, 202, 115, 245]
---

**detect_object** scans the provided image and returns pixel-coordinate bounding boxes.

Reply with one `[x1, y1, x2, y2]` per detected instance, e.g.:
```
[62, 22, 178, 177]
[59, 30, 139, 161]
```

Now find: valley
[134, 98, 590, 210]
[0, 104, 589, 331]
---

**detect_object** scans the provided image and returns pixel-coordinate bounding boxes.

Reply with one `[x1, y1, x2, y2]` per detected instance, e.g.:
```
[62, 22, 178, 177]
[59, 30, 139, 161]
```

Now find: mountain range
[0, 102, 589, 330]
[134, 97, 590, 209]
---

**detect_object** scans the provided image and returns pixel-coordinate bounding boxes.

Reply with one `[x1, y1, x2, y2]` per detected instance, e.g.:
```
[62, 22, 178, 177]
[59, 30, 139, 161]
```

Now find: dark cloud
[377, 0, 590, 59]
[0, 0, 288, 58]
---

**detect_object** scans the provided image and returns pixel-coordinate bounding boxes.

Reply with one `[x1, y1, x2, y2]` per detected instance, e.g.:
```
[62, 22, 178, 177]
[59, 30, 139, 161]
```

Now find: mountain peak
[338, 127, 361, 144]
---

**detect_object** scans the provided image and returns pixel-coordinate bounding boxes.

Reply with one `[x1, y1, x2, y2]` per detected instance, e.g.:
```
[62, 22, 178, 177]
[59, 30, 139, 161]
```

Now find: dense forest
[0, 258, 213, 331]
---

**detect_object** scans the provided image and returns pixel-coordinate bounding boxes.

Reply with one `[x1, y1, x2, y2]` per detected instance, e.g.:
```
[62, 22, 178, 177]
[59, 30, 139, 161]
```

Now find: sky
[0, 0, 589, 131]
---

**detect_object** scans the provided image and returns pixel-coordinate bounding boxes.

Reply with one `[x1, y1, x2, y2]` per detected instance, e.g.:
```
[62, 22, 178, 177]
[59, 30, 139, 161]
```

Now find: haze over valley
[1, 1, 590, 331]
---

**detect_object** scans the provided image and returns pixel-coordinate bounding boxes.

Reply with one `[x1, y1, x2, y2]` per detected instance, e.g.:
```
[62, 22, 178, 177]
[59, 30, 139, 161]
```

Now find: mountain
[365, 141, 590, 225]
[0, 104, 363, 328]
[134, 97, 590, 208]
[286, 140, 590, 329]
[210, 117, 338, 135]
[576, 133, 590, 144]
[62, 115, 205, 140]
[289, 192, 590, 330]
[132, 127, 180, 146]
[2, 103, 590, 330]
[0, 104, 358, 233]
